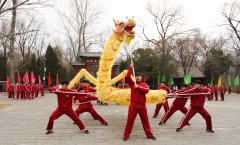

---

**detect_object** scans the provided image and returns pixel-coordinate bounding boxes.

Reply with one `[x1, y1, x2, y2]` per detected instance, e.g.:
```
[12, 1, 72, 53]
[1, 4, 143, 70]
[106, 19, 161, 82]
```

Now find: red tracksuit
[207, 85, 213, 101]
[213, 86, 218, 101]
[153, 85, 171, 118]
[74, 93, 107, 124]
[40, 85, 44, 96]
[35, 85, 39, 98]
[160, 89, 189, 124]
[46, 88, 86, 131]
[123, 67, 154, 138]
[16, 84, 22, 100]
[31, 85, 35, 99]
[177, 87, 212, 130]
[10, 84, 15, 99]
[26, 84, 31, 99]
[220, 86, 225, 101]
[20, 84, 24, 100]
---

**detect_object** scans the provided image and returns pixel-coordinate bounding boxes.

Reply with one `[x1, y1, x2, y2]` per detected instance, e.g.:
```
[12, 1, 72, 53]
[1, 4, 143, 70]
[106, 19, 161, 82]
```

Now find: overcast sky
[38, 0, 235, 48]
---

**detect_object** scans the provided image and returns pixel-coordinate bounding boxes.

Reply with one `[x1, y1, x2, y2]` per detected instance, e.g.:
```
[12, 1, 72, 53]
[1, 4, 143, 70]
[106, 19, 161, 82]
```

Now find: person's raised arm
[126, 63, 135, 87]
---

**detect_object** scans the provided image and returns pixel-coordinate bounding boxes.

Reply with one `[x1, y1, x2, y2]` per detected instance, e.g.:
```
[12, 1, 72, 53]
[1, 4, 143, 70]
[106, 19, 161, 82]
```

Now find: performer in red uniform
[123, 64, 156, 141]
[74, 80, 108, 125]
[153, 81, 170, 118]
[213, 85, 218, 101]
[27, 83, 32, 99]
[46, 81, 89, 135]
[30, 84, 35, 99]
[16, 83, 22, 100]
[9, 84, 15, 99]
[40, 85, 44, 97]
[207, 84, 213, 101]
[159, 84, 190, 125]
[20, 83, 24, 100]
[220, 85, 225, 101]
[35, 84, 39, 98]
[176, 80, 214, 133]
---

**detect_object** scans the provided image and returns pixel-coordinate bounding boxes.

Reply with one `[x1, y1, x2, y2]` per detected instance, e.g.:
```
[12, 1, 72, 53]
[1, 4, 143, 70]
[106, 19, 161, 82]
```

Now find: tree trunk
[9, 0, 17, 84]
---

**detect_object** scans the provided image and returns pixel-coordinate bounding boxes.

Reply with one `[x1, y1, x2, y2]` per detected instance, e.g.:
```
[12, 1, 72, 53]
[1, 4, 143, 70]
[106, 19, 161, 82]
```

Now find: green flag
[161, 74, 166, 82]
[210, 77, 213, 86]
[234, 75, 239, 87]
[228, 76, 231, 87]
[184, 73, 191, 85]
[157, 73, 161, 86]
[168, 76, 174, 86]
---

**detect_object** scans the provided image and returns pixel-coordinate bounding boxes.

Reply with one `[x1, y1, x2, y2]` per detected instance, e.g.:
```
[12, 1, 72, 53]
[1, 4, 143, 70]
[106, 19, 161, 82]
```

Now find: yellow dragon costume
[68, 19, 166, 105]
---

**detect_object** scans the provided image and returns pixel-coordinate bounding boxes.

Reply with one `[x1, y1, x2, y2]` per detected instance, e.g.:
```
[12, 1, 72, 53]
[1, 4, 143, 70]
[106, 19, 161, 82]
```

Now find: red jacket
[172, 89, 188, 106]
[126, 67, 149, 108]
[16, 84, 21, 92]
[181, 87, 211, 108]
[213, 86, 218, 94]
[220, 86, 225, 94]
[84, 85, 96, 92]
[48, 87, 77, 111]
[156, 85, 171, 93]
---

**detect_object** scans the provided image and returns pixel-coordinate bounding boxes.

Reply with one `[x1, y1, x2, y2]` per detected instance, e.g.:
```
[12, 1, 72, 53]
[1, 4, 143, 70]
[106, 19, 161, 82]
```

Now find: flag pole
[126, 44, 136, 84]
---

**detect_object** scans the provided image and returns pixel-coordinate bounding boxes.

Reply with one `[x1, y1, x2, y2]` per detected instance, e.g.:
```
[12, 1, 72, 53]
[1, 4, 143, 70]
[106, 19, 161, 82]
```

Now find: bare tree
[222, 1, 240, 51]
[0, 0, 49, 16]
[173, 30, 202, 75]
[141, 2, 188, 74]
[9, 0, 17, 83]
[15, 16, 41, 60]
[58, 0, 103, 61]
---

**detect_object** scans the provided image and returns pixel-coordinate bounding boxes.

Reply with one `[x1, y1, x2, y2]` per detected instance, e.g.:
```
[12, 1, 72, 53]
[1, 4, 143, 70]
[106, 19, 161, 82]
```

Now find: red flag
[38, 75, 42, 86]
[121, 77, 125, 85]
[56, 73, 59, 88]
[17, 72, 21, 83]
[48, 72, 51, 87]
[6, 76, 10, 91]
[31, 71, 36, 84]
[23, 70, 29, 83]
[143, 73, 147, 82]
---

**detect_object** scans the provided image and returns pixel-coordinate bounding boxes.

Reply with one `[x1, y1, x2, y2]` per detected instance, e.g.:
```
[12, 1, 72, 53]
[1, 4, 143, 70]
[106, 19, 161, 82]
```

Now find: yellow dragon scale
[68, 19, 166, 105]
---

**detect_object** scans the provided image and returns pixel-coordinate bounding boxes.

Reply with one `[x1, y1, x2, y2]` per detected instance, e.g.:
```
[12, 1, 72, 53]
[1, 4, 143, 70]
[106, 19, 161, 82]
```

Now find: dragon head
[113, 18, 136, 37]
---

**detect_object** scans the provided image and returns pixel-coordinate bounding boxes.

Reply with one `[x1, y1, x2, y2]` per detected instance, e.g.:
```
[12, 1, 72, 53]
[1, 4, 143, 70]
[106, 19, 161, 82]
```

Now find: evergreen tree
[45, 44, 60, 85]
[204, 48, 232, 84]
[29, 54, 37, 73]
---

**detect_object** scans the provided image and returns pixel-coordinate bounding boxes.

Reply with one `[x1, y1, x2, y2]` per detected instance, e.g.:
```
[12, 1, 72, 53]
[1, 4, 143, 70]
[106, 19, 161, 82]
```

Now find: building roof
[79, 52, 102, 57]
[71, 62, 85, 66]
[175, 67, 205, 78]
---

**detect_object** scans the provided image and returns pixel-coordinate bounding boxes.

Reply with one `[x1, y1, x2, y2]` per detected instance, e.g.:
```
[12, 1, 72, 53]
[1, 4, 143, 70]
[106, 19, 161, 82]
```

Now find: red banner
[48, 72, 51, 87]
[31, 71, 36, 84]
[23, 70, 29, 83]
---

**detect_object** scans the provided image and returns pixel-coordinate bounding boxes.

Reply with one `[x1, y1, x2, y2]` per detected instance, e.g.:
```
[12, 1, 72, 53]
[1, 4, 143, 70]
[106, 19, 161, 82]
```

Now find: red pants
[21, 92, 24, 99]
[220, 93, 224, 101]
[16, 91, 21, 100]
[75, 104, 106, 124]
[31, 92, 35, 99]
[123, 105, 153, 138]
[35, 91, 39, 98]
[41, 90, 44, 96]
[178, 106, 212, 130]
[46, 108, 85, 131]
[161, 104, 188, 124]
[214, 92, 218, 101]
[153, 100, 169, 117]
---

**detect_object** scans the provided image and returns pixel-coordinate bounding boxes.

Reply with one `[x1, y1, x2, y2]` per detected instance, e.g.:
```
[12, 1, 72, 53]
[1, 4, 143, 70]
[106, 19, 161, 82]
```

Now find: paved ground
[0, 92, 240, 145]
